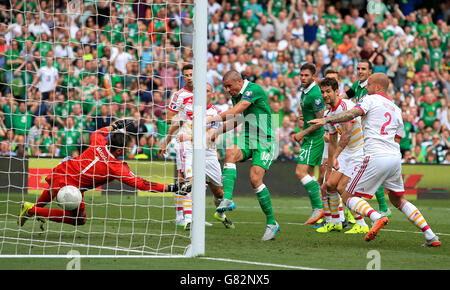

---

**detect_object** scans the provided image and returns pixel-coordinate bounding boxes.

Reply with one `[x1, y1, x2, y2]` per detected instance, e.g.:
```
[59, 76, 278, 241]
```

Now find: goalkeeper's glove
[168, 181, 192, 194]
[112, 118, 134, 131]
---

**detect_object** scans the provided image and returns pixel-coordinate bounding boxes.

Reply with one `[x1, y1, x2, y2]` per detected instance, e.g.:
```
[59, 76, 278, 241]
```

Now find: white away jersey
[168, 87, 193, 114]
[355, 93, 404, 157]
[325, 98, 365, 154]
[178, 95, 221, 158]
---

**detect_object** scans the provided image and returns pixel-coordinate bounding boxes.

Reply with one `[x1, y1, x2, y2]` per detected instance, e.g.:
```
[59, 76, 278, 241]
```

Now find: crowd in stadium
[0, 0, 449, 164]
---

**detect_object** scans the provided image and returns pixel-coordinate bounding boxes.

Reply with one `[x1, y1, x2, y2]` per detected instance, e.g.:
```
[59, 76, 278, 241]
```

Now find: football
[56, 186, 82, 211]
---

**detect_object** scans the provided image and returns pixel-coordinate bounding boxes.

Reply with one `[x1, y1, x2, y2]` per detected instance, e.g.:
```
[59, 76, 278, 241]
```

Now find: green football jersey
[58, 128, 81, 157]
[12, 109, 33, 136]
[420, 101, 442, 127]
[299, 82, 325, 138]
[231, 80, 276, 148]
[348, 80, 368, 102]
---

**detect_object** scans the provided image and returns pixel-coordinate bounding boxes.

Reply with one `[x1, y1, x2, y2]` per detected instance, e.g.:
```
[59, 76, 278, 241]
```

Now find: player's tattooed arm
[308, 107, 363, 127]
[325, 107, 362, 124]
[336, 121, 353, 155]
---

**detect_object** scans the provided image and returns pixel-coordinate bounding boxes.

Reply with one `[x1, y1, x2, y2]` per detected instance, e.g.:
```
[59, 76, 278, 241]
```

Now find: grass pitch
[0, 193, 448, 270]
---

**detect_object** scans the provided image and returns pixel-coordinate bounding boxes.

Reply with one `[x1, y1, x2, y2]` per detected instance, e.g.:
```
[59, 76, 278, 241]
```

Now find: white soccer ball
[57, 186, 82, 210]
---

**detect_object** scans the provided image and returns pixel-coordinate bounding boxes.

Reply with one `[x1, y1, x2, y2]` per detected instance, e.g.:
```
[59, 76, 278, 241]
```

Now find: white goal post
[0, 0, 207, 259]
[190, 0, 207, 257]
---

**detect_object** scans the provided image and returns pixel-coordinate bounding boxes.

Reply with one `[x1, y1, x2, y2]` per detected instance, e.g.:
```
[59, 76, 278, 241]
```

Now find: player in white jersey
[316, 78, 369, 234]
[315, 70, 352, 231]
[174, 83, 234, 230]
[309, 73, 441, 247]
[159, 64, 194, 227]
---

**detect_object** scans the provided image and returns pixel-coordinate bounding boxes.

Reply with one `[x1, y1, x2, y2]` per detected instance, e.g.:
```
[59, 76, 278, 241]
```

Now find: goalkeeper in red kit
[18, 119, 191, 227]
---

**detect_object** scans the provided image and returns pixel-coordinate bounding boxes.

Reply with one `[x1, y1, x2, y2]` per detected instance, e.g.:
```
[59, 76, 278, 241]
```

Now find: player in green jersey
[345, 59, 391, 218]
[207, 70, 279, 241]
[293, 63, 326, 225]
[345, 59, 372, 102]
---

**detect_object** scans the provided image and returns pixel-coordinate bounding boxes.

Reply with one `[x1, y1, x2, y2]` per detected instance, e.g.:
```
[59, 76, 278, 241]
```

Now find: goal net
[0, 0, 206, 258]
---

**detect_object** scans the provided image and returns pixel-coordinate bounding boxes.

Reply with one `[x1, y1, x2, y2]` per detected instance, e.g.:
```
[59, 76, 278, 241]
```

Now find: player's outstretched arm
[309, 107, 362, 126]
[206, 100, 252, 124]
[294, 109, 324, 142]
[115, 162, 191, 193]
[111, 118, 134, 131]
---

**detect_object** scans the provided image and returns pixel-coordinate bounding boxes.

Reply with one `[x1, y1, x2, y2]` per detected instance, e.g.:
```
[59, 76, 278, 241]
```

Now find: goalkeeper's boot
[365, 217, 389, 242]
[214, 212, 235, 229]
[18, 202, 34, 227]
[423, 235, 441, 247]
[184, 219, 192, 231]
[344, 209, 356, 224]
[261, 222, 280, 241]
[344, 224, 369, 234]
[216, 199, 236, 212]
[304, 208, 324, 225]
[316, 222, 343, 233]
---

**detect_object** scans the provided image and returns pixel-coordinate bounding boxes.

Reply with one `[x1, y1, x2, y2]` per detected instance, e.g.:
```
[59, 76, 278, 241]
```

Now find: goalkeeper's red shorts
[44, 175, 87, 218]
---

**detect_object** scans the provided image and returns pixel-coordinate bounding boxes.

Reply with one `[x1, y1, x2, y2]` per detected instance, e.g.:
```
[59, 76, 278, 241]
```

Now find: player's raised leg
[388, 191, 441, 247]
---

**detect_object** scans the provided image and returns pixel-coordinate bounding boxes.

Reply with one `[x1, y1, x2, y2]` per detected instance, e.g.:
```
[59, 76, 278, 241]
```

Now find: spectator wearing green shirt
[57, 116, 82, 157]
[8, 98, 39, 137]
[35, 33, 53, 58]
[419, 92, 442, 128]
[35, 124, 56, 156]
[400, 112, 416, 154]
[4, 40, 23, 95]
[239, 9, 258, 40]
[411, 144, 426, 163]
[427, 34, 446, 71]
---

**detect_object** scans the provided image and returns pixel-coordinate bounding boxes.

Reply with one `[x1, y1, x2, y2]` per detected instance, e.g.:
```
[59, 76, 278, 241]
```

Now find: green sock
[222, 164, 237, 200]
[375, 186, 388, 212]
[302, 177, 323, 210]
[256, 185, 276, 225]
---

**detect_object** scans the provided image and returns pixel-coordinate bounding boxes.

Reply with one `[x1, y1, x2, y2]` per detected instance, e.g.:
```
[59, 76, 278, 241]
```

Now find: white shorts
[337, 150, 364, 178]
[179, 144, 223, 186]
[346, 155, 404, 198]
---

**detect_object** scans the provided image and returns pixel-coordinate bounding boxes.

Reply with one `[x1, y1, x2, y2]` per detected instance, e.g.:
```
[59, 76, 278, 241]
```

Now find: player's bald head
[223, 70, 243, 82]
[367, 73, 390, 95]
[370, 73, 389, 91]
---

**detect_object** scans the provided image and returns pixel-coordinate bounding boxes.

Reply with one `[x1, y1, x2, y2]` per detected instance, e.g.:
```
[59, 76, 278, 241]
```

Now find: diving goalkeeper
[18, 119, 191, 227]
